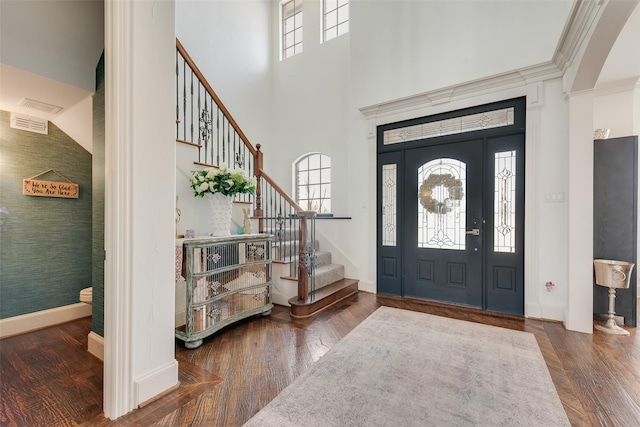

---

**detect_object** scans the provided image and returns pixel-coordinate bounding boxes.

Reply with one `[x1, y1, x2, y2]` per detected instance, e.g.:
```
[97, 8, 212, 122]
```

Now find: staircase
[176, 39, 358, 317]
[266, 228, 358, 317]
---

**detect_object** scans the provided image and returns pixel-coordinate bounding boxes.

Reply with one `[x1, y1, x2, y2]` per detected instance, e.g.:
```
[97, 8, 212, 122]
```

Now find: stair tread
[288, 278, 359, 315]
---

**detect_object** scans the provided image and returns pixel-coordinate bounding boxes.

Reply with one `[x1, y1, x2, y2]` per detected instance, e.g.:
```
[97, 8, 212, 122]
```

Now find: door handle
[466, 228, 480, 236]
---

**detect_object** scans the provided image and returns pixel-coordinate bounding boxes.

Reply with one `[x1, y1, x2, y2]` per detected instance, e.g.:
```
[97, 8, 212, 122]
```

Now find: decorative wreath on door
[418, 173, 464, 214]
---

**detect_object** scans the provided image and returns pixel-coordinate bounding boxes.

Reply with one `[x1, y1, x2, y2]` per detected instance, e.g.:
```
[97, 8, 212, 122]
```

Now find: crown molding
[595, 76, 640, 96]
[359, 61, 562, 121]
[552, 0, 604, 74]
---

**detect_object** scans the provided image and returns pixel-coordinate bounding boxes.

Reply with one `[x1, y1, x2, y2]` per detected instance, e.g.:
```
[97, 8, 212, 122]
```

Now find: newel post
[254, 144, 264, 233]
[297, 210, 317, 301]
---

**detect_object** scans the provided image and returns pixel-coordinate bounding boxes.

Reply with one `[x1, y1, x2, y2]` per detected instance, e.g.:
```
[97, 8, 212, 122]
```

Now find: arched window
[294, 153, 331, 214]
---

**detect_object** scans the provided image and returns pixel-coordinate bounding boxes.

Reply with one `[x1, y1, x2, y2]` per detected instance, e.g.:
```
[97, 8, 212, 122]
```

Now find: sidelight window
[382, 164, 397, 246]
[494, 151, 517, 253]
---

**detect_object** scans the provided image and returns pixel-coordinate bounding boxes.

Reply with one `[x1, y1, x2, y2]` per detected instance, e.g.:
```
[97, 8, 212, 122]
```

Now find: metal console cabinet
[176, 234, 273, 349]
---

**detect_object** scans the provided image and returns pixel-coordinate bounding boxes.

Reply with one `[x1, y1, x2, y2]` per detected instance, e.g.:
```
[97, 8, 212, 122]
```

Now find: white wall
[176, 0, 273, 231]
[269, 0, 350, 212]
[349, 0, 573, 108]
[52, 95, 94, 153]
[176, 0, 272, 151]
[348, 1, 573, 305]
[130, 0, 178, 406]
[104, 0, 178, 417]
[178, 0, 638, 328]
[174, 0, 577, 314]
[594, 79, 640, 139]
[535, 79, 570, 315]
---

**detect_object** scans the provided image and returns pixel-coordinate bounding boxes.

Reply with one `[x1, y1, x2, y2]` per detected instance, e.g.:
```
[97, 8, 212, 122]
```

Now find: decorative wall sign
[23, 169, 79, 199]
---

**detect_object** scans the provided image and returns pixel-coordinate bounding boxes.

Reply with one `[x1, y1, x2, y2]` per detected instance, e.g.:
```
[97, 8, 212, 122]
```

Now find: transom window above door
[383, 107, 515, 145]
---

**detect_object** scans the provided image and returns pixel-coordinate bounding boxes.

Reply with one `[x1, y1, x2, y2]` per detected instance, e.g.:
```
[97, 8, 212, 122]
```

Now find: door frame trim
[376, 97, 526, 313]
[368, 87, 552, 320]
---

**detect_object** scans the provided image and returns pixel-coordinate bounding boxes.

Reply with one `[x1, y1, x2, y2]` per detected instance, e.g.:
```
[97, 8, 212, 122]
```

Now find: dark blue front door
[376, 98, 525, 315]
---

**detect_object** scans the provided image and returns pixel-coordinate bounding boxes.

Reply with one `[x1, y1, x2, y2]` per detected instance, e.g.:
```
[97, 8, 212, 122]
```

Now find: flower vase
[207, 192, 233, 236]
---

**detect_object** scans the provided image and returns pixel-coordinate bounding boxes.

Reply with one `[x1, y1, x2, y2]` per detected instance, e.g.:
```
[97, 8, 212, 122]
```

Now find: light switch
[544, 192, 565, 203]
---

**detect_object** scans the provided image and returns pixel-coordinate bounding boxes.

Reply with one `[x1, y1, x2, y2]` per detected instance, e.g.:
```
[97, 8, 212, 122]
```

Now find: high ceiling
[0, 1, 638, 154]
[0, 0, 104, 152]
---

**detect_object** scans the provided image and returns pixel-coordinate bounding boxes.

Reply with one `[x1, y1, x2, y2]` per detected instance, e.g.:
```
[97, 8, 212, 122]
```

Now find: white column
[565, 90, 594, 334]
[104, 0, 178, 419]
[524, 82, 542, 319]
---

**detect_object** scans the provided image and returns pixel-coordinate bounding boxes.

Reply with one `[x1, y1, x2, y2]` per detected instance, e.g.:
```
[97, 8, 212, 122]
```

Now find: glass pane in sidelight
[382, 164, 397, 246]
[494, 150, 517, 253]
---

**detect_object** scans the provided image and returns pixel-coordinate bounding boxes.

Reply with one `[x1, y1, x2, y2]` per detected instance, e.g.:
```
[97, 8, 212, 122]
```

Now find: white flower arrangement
[190, 164, 256, 197]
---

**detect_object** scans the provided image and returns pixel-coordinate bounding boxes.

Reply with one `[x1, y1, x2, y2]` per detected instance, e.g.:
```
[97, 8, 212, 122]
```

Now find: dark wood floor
[1, 292, 640, 426]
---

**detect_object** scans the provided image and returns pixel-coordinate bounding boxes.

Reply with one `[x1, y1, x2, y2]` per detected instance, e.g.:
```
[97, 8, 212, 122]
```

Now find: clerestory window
[322, 0, 349, 42]
[281, 0, 303, 60]
[295, 153, 331, 214]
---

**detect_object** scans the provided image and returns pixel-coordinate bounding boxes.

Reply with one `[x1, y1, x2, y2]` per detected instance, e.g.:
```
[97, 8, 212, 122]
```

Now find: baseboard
[540, 304, 566, 322]
[0, 303, 92, 339]
[272, 292, 291, 307]
[88, 331, 105, 361]
[358, 280, 376, 294]
[525, 302, 541, 319]
[134, 359, 179, 407]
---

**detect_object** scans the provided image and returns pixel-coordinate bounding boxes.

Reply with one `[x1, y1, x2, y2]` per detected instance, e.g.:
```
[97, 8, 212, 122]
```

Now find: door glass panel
[417, 158, 466, 250]
[382, 164, 397, 246]
[494, 151, 516, 253]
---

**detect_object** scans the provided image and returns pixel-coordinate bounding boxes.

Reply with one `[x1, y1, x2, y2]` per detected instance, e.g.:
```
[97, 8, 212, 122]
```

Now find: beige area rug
[244, 306, 570, 427]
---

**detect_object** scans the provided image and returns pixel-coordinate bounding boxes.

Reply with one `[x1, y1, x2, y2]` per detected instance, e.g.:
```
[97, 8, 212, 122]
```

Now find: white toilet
[80, 287, 93, 305]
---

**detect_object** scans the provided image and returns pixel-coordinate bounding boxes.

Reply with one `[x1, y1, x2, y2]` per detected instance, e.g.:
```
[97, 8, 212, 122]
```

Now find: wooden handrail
[176, 38, 257, 157]
[258, 168, 304, 213]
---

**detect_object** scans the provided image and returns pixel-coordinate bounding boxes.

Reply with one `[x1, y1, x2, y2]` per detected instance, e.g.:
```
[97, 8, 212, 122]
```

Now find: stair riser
[282, 251, 332, 268]
[314, 264, 345, 289]
[272, 240, 320, 260]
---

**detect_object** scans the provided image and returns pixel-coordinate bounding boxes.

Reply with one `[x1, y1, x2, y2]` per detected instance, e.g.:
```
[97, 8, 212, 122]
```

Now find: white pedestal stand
[594, 287, 629, 335]
[593, 259, 635, 336]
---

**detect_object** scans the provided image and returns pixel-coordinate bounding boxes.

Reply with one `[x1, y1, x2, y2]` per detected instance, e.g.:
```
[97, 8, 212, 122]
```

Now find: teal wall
[92, 52, 105, 336]
[0, 111, 92, 318]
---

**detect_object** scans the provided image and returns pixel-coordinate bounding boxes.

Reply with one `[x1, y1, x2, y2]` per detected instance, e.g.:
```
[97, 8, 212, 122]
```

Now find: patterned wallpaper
[92, 52, 105, 336]
[0, 110, 92, 318]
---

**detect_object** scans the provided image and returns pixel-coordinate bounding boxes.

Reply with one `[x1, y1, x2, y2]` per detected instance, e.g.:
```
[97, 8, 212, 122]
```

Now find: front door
[377, 99, 525, 315]
[404, 140, 484, 307]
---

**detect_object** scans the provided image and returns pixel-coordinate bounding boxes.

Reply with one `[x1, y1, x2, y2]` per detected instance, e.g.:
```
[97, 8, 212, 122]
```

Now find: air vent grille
[18, 98, 62, 114]
[10, 112, 49, 135]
